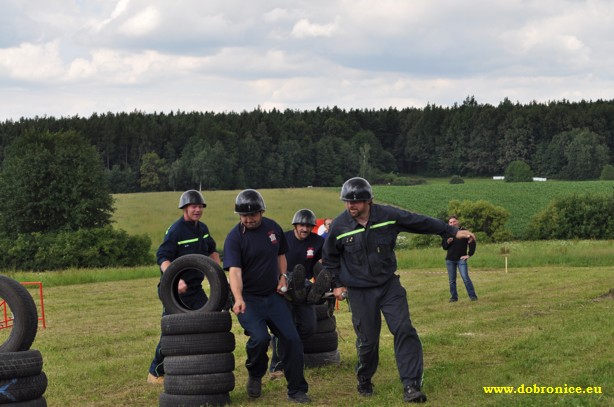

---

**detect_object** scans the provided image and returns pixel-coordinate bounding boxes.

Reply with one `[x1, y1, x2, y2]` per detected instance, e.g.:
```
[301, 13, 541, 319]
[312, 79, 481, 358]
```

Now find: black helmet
[340, 177, 373, 201]
[179, 190, 206, 209]
[235, 189, 266, 214]
[292, 209, 316, 226]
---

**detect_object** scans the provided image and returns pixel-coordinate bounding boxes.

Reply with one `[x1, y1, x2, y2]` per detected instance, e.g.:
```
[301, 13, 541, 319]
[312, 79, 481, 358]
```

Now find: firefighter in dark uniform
[322, 177, 476, 403]
[147, 189, 221, 385]
[224, 190, 311, 404]
[269, 209, 331, 379]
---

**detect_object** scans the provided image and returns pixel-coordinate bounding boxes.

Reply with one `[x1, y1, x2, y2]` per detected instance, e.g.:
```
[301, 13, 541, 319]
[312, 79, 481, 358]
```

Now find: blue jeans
[237, 293, 308, 396]
[446, 260, 477, 299]
[269, 300, 317, 373]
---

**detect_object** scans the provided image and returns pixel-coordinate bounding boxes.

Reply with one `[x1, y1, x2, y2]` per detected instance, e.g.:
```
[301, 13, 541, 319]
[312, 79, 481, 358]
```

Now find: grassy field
[2, 182, 611, 406]
[112, 180, 614, 257]
[112, 188, 342, 257]
[5, 265, 612, 406]
[374, 180, 614, 238]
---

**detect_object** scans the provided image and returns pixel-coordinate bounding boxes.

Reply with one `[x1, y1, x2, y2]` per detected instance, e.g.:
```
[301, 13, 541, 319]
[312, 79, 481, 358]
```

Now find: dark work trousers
[348, 275, 424, 387]
[148, 287, 207, 376]
[237, 293, 308, 396]
[269, 301, 317, 372]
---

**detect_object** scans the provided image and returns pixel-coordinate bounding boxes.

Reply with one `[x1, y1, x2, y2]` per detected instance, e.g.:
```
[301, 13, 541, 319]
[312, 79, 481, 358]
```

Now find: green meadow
[111, 188, 344, 257]
[8, 266, 612, 406]
[2, 180, 613, 406]
[373, 180, 614, 238]
[112, 180, 614, 256]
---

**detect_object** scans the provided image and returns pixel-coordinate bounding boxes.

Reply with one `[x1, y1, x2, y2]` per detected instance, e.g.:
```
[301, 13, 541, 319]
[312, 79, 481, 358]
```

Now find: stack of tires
[302, 299, 340, 368]
[157, 255, 235, 407]
[0, 275, 47, 406]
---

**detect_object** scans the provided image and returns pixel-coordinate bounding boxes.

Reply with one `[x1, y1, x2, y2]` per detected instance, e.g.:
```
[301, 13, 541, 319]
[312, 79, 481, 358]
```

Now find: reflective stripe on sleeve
[370, 220, 396, 229]
[336, 221, 395, 240]
[177, 234, 209, 245]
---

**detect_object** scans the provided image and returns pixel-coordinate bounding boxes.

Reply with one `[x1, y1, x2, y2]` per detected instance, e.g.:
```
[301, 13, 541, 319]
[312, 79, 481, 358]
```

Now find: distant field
[112, 180, 613, 255]
[112, 188, 342, 256]
[374, 180, 614, 238]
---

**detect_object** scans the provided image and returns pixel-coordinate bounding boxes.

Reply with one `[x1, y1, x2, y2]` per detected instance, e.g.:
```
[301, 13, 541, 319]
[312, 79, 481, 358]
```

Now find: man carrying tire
[147, 190, 221, 385]
[223, 190, 312, 404]
[322, 177, 477, 403]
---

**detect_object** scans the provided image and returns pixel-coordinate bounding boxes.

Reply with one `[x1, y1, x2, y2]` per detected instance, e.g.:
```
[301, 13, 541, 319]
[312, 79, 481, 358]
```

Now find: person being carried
[322, 177, 476, 403]
[147, 190, 221, 385]
[269, 209, 332, 380]
[442, 215, 478, 302]
[223, 190, 312, 404]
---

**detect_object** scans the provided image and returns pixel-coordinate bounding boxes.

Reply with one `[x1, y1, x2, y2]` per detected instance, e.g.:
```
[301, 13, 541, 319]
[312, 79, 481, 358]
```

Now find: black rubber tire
[315, 302, 334, 320]
[314, 316, 336, 334]
[1, 397, 46, 407]
[0, 350, 43, 379]
[0, 372, 47, 403]
[0, 276, 38, 353]
[164, 372, 235, 395]
[159, 254, 229, 314]
[159, 392, 230, 407]
[161, 312, 232, 335]
[304, 350, 341, 368]
[161, 332, 235, 356]
[164, 353, 235, 375]
[302, 331, 338, 353]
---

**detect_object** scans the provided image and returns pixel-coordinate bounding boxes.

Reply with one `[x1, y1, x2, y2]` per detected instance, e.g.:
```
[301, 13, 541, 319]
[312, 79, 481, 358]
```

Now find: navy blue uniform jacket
[322, 204, 458, 288]
[156, 217, 217, 294]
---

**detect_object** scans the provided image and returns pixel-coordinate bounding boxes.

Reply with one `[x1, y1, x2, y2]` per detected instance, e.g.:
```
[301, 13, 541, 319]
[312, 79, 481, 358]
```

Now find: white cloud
[291, 18, 337, 38]
[117, 6, 161, 37]
[0, 40, 64, 80]
[1, 0, 614, 121]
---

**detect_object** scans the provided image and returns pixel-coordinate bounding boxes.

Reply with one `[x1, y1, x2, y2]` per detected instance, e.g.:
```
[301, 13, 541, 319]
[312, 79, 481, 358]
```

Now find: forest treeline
[1, 96, 613, 192]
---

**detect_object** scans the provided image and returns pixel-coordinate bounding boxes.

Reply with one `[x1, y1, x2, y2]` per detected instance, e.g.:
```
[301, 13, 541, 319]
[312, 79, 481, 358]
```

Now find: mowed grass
[13, 265, 612, 407]
[2, 182, 611, 406]
[112, 188, 342, 257]
[374, 180, 614, 238]
[110, 184, 614, 273]
[112, 180, 614, 257]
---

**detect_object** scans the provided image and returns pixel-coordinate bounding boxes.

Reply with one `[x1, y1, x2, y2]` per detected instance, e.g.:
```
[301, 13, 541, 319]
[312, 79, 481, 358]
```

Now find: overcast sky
[1, 0, 613, 121]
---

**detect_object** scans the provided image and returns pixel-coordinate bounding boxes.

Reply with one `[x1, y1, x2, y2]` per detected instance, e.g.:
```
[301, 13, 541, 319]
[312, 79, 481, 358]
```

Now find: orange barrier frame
[0, 282, 46, 330]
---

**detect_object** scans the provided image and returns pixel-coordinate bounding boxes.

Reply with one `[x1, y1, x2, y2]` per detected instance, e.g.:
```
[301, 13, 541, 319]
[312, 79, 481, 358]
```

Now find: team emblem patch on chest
[268, 230, 278, 244]
[306, 247, 315, 258]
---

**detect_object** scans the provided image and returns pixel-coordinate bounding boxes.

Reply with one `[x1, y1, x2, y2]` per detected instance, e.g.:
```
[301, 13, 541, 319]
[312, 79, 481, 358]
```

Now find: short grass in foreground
[24, 266, 613, 406]
[7, 240, 613, 288]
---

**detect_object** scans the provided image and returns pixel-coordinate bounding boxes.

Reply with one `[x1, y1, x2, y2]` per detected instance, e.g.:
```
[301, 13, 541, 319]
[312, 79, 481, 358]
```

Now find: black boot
[403, 384, 426, 403]
[307, 269, 332, 304]
[247, 376, 262, 398]
[357, 376, 373, 397]
[286, 264, 307, 302]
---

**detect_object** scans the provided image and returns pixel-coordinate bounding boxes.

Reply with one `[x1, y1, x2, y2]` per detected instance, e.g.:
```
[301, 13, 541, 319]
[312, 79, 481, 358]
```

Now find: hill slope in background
[374, 180, 613, 238]
[112, 180, 614, 254]
[113, 188, 342, 255]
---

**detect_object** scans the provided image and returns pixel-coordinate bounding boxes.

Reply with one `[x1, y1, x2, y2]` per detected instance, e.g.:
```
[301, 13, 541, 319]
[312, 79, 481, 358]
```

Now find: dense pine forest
[1, 96, 613, 192]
